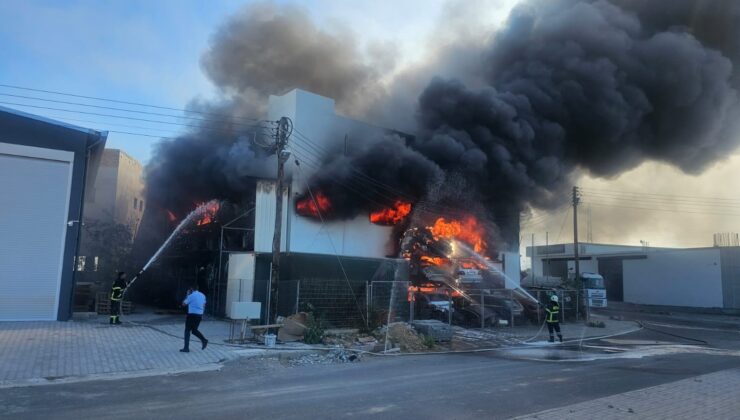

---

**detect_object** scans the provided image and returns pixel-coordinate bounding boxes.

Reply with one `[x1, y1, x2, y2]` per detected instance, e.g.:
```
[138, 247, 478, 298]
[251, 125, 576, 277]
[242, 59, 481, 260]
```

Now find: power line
[582, 201, 740, 217]
[580, 192, 740, 209]
[0, 100, 274, 135]
[0, 83, 262, 123]
[0, 92, 266, 129]
[293, 158, 368, 327]
[579, 187, 740, 203]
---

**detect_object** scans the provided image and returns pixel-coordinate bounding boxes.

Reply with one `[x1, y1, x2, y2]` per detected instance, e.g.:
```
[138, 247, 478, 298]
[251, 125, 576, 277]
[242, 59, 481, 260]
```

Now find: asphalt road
[2, 311, 740, 420]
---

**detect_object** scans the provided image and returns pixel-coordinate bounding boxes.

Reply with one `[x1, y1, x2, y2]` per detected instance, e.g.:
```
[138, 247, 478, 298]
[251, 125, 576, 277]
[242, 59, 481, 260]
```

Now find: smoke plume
[144, 0, 740, 253]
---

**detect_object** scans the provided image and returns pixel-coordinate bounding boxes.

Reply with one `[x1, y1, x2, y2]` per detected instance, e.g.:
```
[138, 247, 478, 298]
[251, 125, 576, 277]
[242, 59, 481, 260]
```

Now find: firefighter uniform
[545, 295, 562, 343]
[110, 274, 127, 325]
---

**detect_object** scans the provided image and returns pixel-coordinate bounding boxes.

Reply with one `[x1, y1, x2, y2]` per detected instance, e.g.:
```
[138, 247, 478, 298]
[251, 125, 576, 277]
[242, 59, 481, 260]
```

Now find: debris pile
[380, 322, 429, 352]
[287, 348, 360, 366]
[321, 330, 379, 352]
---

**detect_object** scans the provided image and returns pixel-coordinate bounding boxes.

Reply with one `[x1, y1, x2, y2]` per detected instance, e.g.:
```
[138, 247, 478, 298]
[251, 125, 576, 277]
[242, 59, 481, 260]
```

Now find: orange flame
[458, 258, 488, 270]
[429, 216, 487, 254]
[421, 256, 447, 266]
[195, 201, 220, 226]
[296, 191, 332, 218]
[370, 200, 412, 225]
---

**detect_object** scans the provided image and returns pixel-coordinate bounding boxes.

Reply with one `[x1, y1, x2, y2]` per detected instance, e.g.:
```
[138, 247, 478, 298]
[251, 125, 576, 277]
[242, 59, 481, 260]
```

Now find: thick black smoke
[302, 0, 740, 250]
[144, 98, 273, 217]
[144, 0, 740, 254]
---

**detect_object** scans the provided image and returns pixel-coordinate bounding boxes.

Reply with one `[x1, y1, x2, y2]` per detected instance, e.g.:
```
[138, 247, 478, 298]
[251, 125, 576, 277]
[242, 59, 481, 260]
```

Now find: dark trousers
[547, 322, 562, 341]
[184, 314, 206, 350]
[110, 300, 121, 323]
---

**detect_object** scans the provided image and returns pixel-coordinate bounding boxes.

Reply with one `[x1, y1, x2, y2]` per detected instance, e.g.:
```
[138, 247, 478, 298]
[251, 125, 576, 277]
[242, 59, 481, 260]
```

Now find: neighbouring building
[84, 148, 145, 237]
[526, 243, 740, 310]
[0, 105, 107, 321]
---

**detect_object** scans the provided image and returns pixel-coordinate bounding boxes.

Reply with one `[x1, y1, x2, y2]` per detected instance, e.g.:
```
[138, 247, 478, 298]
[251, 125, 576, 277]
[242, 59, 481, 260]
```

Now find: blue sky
[0, 0, 462, 164]
[0, 0, 244, 163]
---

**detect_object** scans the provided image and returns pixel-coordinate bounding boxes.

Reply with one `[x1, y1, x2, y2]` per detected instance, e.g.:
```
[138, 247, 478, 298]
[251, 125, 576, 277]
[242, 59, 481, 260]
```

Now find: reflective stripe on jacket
[110, 287, 123, 301]
[545, 303, 560, 323]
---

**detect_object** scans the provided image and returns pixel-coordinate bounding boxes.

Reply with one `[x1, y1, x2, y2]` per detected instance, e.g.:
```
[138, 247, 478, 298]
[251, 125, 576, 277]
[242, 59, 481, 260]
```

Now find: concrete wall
[254, 180, 289, 253]
[85, 149, 145, 237]
[264, 90, 395, 259]
[623, 249, 723, 308]
[566, 258, 598, 277]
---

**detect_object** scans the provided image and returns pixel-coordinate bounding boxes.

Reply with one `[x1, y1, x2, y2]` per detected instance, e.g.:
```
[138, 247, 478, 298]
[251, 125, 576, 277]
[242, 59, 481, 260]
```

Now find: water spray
[453, 240, 539, 305]
[123, 200, 221, 297]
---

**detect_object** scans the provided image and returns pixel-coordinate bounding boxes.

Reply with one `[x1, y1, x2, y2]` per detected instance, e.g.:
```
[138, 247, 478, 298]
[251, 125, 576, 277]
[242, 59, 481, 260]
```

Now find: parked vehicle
[580, 272, 607, 308]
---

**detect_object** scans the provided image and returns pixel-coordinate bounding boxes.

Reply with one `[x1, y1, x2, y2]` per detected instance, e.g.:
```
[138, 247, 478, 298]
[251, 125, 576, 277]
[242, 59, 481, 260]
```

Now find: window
[139, 200, 144, 211]
[134, 197, 138, 209]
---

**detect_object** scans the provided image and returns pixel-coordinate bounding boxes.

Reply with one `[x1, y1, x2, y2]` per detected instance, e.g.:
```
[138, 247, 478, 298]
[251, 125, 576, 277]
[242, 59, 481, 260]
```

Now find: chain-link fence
[275, 279, 369, 329]
[529, 289, 582, 323]
[270, 278, 586, 330]
[368, 281, 410, 328]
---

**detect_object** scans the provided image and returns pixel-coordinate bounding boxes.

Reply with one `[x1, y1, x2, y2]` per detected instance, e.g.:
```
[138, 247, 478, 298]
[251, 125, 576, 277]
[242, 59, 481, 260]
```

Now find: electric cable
[0, 83, 263, 122]
[0, 100, 274, 134]
[0, 91, 266, 129]
[293, 158, 369, 328]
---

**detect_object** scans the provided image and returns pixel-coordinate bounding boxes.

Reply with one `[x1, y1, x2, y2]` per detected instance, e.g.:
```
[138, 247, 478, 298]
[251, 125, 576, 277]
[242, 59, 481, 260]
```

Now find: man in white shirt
[180, 285, 208, 352]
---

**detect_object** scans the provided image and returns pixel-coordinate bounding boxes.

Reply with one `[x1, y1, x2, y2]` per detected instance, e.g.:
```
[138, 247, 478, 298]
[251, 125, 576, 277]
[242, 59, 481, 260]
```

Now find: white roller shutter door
[0, 143, 74, 320]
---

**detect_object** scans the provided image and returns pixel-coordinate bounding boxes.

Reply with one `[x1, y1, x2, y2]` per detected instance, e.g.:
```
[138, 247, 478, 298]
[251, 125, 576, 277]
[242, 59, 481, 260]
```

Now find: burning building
[221, 89, 521, 326]
[136, 0, 740, 327]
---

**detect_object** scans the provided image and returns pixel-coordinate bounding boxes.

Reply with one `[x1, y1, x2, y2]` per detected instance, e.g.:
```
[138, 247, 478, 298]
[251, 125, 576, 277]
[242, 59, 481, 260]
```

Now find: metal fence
[529, 289, 582, 323]
[276, 279, 369, 329]
[273, 280, 584, 330]
[368, 281, 410, 327]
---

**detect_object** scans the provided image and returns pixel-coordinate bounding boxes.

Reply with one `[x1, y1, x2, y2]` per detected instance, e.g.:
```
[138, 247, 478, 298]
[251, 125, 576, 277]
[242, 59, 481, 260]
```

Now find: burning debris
[429, 217, 486, 254]
[195, 201, 221, 226]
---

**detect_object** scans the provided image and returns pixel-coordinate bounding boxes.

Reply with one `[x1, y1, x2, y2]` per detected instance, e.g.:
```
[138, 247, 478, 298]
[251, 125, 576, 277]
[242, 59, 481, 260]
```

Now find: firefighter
[109, 272, 128, 325]
[545, 294, 563, 343]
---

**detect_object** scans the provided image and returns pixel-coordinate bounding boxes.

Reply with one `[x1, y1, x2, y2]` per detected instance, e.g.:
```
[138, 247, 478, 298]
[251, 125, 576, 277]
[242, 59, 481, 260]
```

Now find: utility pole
[572, 186, 586, 320]
[269, 117, 292, 324]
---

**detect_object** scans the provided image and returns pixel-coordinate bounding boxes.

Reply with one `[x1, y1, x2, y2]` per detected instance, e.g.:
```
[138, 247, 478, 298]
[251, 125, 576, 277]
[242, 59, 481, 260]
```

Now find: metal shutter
[0, 148, 73, 320]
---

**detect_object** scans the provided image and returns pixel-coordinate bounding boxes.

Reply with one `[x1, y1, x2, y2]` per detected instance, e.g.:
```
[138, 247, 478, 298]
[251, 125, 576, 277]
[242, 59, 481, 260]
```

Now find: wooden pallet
[96, 292, 133, 315]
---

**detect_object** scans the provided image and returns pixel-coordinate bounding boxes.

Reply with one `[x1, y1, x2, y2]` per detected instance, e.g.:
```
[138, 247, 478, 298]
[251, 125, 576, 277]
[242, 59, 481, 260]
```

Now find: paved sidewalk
[515, 368, 740, 419]
[0, 316, 238, 388]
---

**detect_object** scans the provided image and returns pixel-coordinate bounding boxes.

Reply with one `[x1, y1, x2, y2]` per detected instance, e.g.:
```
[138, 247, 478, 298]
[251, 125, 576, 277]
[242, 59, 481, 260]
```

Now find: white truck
[580, 272, 607, 308]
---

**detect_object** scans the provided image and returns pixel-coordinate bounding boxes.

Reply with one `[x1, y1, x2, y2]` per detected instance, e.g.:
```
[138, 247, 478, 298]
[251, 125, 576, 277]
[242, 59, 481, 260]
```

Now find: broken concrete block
[411, 320, 453, 342]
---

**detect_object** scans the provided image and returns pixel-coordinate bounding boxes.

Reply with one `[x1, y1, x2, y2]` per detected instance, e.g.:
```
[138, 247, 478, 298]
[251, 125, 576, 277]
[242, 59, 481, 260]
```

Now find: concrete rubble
[379, 322, 430, 352]
[411, 320, 453, 342]
[287, 348, 360, 366]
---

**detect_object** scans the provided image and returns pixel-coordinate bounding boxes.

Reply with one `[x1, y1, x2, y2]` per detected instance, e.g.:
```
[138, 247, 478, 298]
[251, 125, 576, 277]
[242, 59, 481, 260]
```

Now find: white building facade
[527, 243, 740, 310]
